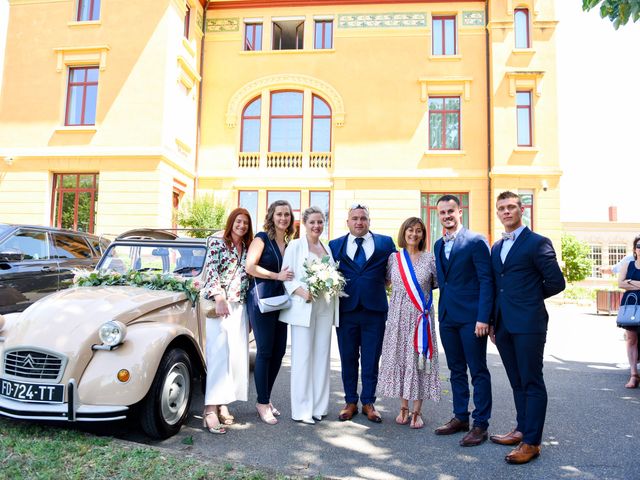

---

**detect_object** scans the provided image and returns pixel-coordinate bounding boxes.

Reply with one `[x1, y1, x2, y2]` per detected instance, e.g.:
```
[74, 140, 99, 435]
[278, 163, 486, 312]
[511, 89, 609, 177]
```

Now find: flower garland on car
[302, 255, 347, 302]
[73, 270, 199, 305]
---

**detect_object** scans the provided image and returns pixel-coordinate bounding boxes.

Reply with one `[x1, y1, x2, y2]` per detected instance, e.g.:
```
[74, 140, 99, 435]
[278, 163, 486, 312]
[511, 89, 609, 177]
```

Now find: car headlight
[98, 320, 127, 346]
[0, 315, 5, 333]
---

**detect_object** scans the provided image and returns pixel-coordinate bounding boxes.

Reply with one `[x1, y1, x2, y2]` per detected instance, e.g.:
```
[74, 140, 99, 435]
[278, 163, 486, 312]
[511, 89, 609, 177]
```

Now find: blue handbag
[617, 293, 640, 327]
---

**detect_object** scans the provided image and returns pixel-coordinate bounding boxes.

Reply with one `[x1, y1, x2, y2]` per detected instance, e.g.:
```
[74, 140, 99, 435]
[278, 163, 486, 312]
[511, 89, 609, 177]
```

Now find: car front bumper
[0, 379, 128, 422]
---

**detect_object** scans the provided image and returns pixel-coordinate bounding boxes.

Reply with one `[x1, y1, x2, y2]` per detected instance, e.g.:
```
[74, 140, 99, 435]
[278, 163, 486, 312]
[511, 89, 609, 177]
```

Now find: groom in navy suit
[329, 204, 396, 422]
[433, 194, 494, 446]
[489, 191, 565, 464]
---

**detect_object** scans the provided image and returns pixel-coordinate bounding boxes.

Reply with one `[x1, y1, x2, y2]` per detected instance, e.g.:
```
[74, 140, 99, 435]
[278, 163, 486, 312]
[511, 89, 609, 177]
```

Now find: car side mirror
[0, 250, 25, 262]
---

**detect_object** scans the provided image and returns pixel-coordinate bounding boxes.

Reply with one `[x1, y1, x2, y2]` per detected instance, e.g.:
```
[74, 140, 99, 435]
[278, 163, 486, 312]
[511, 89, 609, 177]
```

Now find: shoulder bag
[255, 238, 291, 314]
[617, 292, 640, 327]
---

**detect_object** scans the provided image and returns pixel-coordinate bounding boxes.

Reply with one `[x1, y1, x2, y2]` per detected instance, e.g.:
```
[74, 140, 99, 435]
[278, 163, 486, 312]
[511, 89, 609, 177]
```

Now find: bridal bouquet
[302, 255, 347, 302]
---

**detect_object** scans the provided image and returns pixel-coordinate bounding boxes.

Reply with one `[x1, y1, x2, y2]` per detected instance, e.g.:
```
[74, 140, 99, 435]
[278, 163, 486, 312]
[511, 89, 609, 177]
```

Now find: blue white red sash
[396, 249, 433, 369]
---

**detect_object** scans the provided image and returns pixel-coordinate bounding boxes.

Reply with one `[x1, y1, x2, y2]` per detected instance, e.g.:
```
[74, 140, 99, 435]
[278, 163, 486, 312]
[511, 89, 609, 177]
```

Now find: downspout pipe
[485, 0, 493, 243]
[194, 0, 211, 198]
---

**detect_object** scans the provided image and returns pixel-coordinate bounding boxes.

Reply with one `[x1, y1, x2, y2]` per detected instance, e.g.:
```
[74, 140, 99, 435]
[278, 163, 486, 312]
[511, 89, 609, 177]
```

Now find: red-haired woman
[201, 208, 253, 434]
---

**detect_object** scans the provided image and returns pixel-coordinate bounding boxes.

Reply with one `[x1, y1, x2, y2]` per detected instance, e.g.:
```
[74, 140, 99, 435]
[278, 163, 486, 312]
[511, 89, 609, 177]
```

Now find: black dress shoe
[312, 416, 322, 422]
[459, 426, 488, 446]
[434, 417, 469, 435]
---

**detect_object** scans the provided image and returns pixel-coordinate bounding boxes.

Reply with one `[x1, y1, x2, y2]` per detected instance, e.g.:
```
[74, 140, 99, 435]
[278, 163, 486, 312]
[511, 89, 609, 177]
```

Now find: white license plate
[0, 377, 64, 403]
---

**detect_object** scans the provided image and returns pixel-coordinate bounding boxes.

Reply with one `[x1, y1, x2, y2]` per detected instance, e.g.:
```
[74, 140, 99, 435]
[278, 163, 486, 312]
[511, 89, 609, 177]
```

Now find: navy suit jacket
[329, 232, 396, 313]
[491, 227, 565, 334]
[434, 227, 494, 325]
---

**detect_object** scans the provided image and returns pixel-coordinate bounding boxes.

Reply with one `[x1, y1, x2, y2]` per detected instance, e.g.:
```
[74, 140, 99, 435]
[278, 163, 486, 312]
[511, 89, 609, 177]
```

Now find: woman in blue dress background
[246, 200, 295, 424]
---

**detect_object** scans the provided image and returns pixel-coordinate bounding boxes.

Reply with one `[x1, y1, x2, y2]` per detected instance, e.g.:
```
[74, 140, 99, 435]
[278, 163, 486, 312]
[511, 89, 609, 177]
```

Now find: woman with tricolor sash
[378, 217, 441, 429]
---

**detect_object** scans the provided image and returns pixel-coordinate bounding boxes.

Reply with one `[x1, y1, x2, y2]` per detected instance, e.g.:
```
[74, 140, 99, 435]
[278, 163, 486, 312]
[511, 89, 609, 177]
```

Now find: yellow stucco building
[0, 0, 561, 248]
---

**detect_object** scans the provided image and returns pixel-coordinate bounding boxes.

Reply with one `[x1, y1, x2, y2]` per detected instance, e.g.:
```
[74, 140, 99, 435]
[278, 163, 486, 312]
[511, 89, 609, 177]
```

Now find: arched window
[269, 91, 303, 152]
[514, 8, 530, 49]
[241, 97, 261, 152]
[311, 95, 331, 152]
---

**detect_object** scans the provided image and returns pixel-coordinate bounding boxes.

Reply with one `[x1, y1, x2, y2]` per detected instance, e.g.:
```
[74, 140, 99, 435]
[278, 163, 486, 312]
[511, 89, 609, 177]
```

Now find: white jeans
[204, 302, 249, 405]
[290, 298, 333, 421]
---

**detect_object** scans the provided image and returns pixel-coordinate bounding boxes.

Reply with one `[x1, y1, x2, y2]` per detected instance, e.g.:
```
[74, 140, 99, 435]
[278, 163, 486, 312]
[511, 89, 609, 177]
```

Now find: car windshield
[97, 243, 207, 277]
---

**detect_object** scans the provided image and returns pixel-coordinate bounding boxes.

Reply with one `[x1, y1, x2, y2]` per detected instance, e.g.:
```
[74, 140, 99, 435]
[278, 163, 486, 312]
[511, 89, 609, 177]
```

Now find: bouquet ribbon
[396, 249, 433, 369]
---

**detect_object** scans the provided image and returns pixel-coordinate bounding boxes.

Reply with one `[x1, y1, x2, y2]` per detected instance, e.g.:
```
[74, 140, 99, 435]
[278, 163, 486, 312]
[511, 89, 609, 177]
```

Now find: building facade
[0, 0, 561, 248]
[0, 0, 204, 233]
[563, 219, 640, 287]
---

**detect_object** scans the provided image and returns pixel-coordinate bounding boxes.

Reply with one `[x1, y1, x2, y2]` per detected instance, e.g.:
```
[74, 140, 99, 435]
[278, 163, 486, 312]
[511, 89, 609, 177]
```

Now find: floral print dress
[202, 237, 248, 304]
[378, 252, 441, 402]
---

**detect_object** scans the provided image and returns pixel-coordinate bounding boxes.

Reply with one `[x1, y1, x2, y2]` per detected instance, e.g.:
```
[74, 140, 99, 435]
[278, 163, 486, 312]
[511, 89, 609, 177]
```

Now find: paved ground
[120, 303, 640, 480]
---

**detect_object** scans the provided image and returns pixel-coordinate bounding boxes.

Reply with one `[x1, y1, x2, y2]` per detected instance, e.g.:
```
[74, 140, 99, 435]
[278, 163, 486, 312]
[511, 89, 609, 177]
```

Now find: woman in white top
[280, 206, 340, 424]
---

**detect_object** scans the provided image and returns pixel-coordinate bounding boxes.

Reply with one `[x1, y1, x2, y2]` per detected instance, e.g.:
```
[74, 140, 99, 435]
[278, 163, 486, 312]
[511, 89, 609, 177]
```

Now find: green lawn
[0, 419, 292, 480]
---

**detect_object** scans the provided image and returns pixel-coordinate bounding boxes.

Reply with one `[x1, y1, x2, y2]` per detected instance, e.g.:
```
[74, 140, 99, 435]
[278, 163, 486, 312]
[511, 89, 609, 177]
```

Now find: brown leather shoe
[361, 403, 382, 423]
[338, 403, 358, 421]
[459, 426, 488, 446]
[490, 428, 524, 446]
[434, 417, 469, 435]
[505, 442, 541, 464]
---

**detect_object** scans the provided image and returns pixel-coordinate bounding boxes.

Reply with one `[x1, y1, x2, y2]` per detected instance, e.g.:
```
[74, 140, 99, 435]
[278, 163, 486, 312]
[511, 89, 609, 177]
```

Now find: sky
[556, 2, 640, 223]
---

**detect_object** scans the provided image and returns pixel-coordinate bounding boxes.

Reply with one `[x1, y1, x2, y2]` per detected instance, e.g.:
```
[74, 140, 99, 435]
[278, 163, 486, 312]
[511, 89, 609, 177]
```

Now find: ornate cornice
[226, 74, 345, 127]
[209, 0, 485, 9]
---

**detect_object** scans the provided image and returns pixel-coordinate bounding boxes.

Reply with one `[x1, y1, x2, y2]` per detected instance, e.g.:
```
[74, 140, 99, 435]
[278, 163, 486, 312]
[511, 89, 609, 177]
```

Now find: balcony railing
[309, 152, 332, 168]
[238, 152, 260, 168]
[267, 152, 303, 168]
[237, 152, 332, 169]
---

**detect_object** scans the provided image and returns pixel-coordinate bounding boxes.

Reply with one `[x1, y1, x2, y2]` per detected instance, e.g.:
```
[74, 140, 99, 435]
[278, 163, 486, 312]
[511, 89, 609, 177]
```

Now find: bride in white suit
[280, 206, 340, 424]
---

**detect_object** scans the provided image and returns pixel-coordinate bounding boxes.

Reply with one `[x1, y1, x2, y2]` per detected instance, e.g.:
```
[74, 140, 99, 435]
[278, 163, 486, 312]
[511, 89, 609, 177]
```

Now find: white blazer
[279, 237, 340, 328]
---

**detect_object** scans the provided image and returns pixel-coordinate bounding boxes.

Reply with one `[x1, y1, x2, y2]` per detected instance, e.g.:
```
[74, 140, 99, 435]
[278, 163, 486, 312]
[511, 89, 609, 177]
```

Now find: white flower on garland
[302, 255, 347, 302]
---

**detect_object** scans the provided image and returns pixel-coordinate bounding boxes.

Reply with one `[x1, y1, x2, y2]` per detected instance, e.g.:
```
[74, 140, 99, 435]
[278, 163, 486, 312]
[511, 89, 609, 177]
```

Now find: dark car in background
[0, 224, 109, 314]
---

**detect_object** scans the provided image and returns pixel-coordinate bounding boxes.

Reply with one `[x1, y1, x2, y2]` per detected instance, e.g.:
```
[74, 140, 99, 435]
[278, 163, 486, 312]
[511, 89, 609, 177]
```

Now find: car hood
[3, 286, 188, 352]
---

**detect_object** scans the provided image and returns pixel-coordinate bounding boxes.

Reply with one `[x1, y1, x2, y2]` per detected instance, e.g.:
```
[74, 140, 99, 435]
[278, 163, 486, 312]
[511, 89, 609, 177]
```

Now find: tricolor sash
[396, 249, 433, 370]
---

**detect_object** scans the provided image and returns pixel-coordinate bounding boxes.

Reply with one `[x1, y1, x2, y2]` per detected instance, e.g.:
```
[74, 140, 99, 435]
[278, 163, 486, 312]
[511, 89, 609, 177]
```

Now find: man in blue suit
[329, 204, 396, 422]
[489, 191, 565, 464]
[432, 194, 494, 446]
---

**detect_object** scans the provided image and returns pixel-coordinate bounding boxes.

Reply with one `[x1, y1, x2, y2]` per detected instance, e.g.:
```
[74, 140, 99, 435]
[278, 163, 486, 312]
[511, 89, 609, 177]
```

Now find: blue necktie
[354, 237, 366, 267]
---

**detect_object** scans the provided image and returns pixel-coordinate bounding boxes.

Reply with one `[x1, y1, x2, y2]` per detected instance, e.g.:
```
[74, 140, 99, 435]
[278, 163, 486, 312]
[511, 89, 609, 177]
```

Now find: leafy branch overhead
[582, 0, 640, 29]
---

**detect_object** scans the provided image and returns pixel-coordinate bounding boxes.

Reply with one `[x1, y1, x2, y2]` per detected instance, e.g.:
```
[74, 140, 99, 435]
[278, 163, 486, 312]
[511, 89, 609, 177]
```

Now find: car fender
[77, 323, 202, 406]
[0, 312, 22, 359]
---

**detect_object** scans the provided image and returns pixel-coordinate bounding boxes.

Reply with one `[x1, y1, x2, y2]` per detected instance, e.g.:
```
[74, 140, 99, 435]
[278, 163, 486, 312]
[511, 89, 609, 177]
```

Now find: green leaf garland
[73, 270, 199, 305]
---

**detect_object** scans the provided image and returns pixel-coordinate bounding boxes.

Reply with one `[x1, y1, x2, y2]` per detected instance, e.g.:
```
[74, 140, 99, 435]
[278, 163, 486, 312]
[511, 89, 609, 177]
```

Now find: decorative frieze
[206, 17, 239, 33]
[338, 12, 426, 29]
[462, 11, 485, 27]
[196, 11, 204, 33]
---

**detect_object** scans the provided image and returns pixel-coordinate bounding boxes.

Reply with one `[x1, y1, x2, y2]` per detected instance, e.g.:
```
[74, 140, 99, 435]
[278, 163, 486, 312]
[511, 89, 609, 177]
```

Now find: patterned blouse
[202, 236, 249, 304]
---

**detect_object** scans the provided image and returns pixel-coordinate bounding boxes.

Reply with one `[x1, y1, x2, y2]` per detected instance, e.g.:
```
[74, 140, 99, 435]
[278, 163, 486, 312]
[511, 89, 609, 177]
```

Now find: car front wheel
[140, 348, 192, 439]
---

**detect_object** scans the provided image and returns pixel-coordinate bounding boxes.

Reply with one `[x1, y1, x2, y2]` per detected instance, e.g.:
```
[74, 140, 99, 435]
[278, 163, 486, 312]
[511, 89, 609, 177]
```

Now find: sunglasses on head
[350, 203, 369, 213]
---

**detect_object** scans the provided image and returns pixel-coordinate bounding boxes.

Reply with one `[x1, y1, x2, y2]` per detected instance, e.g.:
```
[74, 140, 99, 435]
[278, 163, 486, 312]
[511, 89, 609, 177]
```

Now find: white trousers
[204, 302, 249, 405]
[290, 300, 333, 421]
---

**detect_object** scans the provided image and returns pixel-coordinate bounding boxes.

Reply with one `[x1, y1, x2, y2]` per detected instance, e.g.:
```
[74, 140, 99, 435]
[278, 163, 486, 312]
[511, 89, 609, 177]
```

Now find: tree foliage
[175, 194, 227, 238]
[561, 234, 593, 284]
[582, 0, 640, 29]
